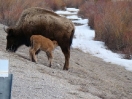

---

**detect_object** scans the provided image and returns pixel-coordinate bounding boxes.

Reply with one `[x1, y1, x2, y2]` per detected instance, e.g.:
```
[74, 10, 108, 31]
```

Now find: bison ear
[5, 28, 14, 36]
[3, 26, 13, 34]
[3, 26, 8, 33]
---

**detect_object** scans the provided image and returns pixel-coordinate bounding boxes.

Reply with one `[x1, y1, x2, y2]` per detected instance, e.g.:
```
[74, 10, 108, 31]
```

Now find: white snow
[66, 15, 81, 20]
[55, 10, 77, 15]
[72, 24, 132, 71]
[57, 8, 132, 72]
[72, 19, 88, 25]
[66, 8, 79, 12]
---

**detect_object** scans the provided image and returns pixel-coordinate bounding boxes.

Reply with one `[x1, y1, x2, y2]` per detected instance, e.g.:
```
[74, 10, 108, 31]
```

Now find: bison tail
[69, 29, 75, 46]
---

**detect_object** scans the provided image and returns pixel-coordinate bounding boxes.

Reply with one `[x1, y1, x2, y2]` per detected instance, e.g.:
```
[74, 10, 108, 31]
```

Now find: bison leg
[61, 47, 70, 70]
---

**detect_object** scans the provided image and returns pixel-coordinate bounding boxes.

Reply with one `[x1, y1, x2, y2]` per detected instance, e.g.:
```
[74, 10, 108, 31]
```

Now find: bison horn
[3, 26, 9, 33]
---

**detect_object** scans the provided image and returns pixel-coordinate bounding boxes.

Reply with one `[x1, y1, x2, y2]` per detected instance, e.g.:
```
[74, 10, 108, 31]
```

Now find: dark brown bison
[4, 7, 75, 70]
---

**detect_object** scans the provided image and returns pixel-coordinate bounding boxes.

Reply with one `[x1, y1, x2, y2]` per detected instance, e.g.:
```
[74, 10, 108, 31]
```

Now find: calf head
[52, 40, 58, 48]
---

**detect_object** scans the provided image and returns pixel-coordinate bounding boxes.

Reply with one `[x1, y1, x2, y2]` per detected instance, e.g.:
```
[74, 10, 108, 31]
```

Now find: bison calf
[29, 35, 58, 67]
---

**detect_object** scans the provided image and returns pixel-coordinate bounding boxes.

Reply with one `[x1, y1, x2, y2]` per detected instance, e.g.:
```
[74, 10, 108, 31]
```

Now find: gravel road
[0, 24, 132, 99]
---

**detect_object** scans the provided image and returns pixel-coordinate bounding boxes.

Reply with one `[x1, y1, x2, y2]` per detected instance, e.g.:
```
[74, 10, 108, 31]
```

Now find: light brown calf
[29, 35, 58, 67]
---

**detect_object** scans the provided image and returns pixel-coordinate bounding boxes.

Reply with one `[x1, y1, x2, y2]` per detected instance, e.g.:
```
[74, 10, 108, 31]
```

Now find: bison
[29, 35, 58, 67]
[4, 7, 75, 70]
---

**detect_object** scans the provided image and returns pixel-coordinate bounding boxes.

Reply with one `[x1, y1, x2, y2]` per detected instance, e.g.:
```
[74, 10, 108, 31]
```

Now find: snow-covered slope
[56, 8, 132, 72]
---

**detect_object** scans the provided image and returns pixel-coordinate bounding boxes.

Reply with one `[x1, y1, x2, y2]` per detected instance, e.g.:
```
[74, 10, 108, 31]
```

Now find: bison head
[4, 27, 23, 52]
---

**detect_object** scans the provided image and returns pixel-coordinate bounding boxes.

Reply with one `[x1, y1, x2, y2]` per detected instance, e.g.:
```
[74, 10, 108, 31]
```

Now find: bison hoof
[63, 67, 69, 70]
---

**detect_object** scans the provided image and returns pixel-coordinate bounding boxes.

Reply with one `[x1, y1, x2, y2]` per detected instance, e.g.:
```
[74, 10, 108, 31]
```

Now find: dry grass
[0, 0, 66, 26]
[63, 0, 85, 8]
[79, 0, 132, 59]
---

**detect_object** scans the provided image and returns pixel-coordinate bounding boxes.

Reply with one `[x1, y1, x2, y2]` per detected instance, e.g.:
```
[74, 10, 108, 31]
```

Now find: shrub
[64, 0, 85, 8]
[95, 2, 132, 51]
[0, 0, 66, 26]
[79, 0, 132, 58]
[45, 0, 65, 10]
[78, 1, 96, 29]
[79, 0, 108, 29]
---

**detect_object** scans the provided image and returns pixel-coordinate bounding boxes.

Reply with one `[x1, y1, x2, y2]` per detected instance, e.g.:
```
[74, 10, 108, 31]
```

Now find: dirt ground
[0, 24, 132, 99]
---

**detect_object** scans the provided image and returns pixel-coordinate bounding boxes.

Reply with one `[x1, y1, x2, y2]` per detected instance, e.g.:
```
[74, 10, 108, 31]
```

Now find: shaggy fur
[5, 7, 75, 70]
[29, 35, 58, 67]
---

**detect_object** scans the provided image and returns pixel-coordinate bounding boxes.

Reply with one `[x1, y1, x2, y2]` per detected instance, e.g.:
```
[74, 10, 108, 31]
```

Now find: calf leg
[30, 46, 40, 63]
[35, 49, 41, 58]
[29, 48, 37, 62]
[46, 51, 53, 67]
